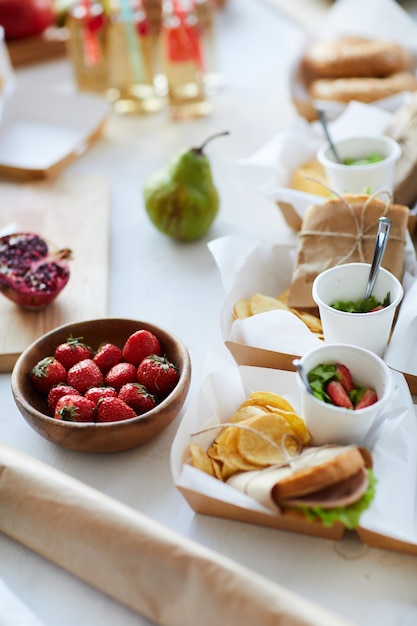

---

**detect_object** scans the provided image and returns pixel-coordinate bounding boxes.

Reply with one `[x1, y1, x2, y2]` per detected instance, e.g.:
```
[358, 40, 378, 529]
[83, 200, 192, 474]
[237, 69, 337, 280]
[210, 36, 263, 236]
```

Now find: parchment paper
[208, 234, 417, 377]
[0, 442, 355, 626]
[171, 358, 417, 547]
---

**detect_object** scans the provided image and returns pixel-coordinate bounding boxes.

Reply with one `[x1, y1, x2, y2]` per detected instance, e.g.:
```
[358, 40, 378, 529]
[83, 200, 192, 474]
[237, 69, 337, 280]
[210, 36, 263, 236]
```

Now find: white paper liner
[0, 442, 356, 626]
[171, 358, 417, 547]
[239, 100, 417, 218]
[208, 234, 417, 378]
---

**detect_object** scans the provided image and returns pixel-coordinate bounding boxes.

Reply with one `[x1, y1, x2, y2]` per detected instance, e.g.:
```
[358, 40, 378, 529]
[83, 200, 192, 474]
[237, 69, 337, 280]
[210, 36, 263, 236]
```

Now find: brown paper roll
[0, 443, 355, 626]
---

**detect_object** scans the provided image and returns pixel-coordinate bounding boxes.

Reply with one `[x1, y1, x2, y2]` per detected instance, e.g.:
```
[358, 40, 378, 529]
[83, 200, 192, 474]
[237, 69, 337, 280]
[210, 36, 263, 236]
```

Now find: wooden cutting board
[0, 175, 109, 372]
[6, 27, 68, 68]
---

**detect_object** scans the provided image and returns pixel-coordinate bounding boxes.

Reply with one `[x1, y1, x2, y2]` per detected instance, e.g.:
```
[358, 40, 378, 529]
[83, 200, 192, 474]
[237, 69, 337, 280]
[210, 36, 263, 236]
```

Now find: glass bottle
[194, 0, 223, 95]
[160, 0, 211, 120]
[106, 0, 163, 114]
[65, 0, 108, 94]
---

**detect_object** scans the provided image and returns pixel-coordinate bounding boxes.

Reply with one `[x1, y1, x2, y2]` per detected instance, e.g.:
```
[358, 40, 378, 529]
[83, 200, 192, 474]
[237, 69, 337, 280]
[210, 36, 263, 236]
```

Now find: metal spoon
[293, 359, 313, 395]
[364, 216, 392, 300]
[317, 109, 342, 164]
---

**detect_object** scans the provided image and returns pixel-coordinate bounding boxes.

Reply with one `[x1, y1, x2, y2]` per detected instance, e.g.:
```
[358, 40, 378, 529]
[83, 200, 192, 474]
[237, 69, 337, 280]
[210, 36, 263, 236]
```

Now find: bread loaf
[302, 37, 413, 80]
[310, 71, 417, 104]
[297, 36, 416, 117]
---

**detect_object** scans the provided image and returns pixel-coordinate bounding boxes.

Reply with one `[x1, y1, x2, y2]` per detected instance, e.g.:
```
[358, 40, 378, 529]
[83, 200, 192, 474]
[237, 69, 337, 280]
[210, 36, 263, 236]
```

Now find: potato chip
[233, 298, 252, 320]
[266, 406, 311, 446]
[228, 404, 267, 424]
[276, 289, 290, 305]
[249, 293, 290, 315]
[211, 458, 224, 480]
[189, 443, 215, 476]
[291, 308, 323, 334]
[237, 392, 311, 446]
[218, 427, 264, 472]
[237, 413, 299, 465]
[241, 391, 295, 414]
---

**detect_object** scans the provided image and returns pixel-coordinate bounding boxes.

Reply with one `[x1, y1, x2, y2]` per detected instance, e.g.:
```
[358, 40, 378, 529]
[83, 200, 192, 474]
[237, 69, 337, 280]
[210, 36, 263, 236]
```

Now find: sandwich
[228, 444, 376, 529]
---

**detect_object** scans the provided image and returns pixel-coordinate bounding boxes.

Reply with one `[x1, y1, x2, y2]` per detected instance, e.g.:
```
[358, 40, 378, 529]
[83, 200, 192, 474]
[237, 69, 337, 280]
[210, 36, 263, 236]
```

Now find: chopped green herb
[343, 153, 385, 166]
[330, 292, 391, 313]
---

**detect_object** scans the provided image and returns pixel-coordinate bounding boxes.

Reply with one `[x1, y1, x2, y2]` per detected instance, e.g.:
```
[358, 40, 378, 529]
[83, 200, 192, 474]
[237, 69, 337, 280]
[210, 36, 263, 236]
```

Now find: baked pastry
[289, 158, 329, 197]
[309, 71, 417, 104]
[302, 37, 413, 80]
[288, 194, 409, 309]
[295, 35, 417, 119]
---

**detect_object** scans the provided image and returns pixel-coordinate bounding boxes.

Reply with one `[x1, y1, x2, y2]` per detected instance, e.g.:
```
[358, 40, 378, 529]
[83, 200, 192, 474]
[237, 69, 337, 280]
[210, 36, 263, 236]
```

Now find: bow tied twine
[299, 189, 406, 266]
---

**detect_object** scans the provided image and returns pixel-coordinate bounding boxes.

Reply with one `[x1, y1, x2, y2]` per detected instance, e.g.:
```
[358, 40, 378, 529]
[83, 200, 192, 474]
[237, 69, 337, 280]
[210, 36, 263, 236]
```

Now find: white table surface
[1, 1, 417, 625]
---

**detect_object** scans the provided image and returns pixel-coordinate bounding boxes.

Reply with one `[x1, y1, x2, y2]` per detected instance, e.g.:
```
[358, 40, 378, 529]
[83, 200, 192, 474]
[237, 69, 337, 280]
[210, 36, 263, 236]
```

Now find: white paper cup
[312, 262, 403, 357]
[317, 135, 401, 195]
[296, 343, 394, 446]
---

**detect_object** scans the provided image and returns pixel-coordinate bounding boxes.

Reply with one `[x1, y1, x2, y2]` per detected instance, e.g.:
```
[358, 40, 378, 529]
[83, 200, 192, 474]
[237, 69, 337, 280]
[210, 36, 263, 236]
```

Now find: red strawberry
[93, 342, 123, 375]
[137, 355, 179, 398]
[118, 382, 158, 415]
[336, 363, 355, 393]
[122, 329, 162, 367]
[54, 336, 92, 370]
[47, 384, 81, 413]
[84, 386, 118, 405]
[31, 357, 67, 394]
[327, 380, 353, 409]
[355, 388, 378, 410]
[96, 396, 137, 423]
[104, 362, 137, 391]
[67, 358, 104, 394]
[54, 394, 96, 422]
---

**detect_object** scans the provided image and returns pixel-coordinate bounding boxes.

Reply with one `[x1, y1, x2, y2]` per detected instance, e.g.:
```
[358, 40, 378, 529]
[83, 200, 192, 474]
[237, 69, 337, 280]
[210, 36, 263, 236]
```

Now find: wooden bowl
[11, 318, 191, 453]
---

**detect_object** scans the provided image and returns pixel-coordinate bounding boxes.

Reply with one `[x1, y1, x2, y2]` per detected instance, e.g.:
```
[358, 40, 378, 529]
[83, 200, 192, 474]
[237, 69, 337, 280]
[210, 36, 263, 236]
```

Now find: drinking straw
[172, 0, 204, 71]
[119, 0, 145, 82]
[81, 0, 102, 67]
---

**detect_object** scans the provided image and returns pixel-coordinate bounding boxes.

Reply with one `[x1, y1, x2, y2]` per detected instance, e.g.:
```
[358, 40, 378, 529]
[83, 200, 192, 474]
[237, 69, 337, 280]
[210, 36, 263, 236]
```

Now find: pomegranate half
[0, 232, 72, 310]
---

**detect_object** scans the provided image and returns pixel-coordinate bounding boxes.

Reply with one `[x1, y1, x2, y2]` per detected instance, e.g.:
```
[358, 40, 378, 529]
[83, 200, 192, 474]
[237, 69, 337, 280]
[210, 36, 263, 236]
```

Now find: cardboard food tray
[171, 361, 417, 554]
[208, 235, 417, 396]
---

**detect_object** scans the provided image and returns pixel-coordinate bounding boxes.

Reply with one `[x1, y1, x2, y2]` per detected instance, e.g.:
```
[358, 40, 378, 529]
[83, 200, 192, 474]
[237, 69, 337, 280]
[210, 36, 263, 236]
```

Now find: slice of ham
[281, 466, 369, 509]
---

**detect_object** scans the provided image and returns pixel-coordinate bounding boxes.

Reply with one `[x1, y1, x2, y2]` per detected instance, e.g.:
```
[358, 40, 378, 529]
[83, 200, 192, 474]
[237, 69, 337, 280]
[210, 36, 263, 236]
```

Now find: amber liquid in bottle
[161, 0, 211, 120]
[106, 0, 163, 114]
[194, 0, 223, 95]
[66, 1, 108, 94]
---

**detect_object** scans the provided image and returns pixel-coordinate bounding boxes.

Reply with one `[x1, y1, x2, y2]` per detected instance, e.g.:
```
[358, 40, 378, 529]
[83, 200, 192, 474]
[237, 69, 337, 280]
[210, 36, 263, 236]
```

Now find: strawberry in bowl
[11, 318, 191, 453]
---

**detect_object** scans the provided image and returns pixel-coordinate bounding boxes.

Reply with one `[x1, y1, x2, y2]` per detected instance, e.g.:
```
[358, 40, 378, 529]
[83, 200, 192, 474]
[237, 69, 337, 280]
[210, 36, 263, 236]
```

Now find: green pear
[143, 131, 230, 241]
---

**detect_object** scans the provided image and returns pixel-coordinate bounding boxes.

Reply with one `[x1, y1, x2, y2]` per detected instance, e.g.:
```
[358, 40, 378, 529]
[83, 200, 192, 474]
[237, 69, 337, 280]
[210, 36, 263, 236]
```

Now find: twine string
[299, 185, 405, 266]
